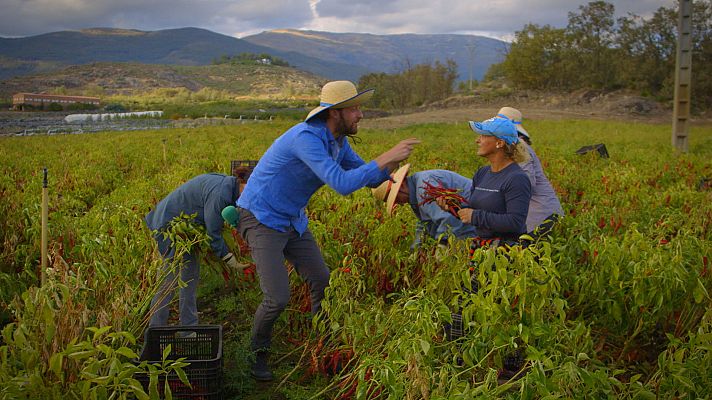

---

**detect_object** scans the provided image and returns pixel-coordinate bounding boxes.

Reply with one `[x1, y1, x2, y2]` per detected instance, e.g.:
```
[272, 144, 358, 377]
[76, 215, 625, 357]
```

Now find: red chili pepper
[243, 265, 256, 281]
[418, 182, 467, 218]
[702, 256, 708, 277]
[511, 295, 519, 309]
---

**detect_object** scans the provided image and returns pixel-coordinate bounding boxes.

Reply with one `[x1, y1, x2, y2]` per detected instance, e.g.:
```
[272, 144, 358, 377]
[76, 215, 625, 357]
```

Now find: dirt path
[361, 105, 676, 130]
[361, 89, 712, 130]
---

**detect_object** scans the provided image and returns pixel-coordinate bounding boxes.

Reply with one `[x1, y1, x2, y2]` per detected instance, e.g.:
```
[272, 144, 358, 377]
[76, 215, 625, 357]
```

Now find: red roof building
[12, 93, 101, 110]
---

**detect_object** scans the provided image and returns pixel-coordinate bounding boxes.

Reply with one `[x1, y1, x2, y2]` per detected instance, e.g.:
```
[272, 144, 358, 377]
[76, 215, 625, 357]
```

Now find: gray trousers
[149, 233, 200, 327]
[238, 208, 330, 351]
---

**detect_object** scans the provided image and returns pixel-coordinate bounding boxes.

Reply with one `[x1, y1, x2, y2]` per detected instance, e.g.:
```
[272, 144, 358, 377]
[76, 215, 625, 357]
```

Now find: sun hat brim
[385, 163, 410, 215]
[305, 89, 374, 121]
[515, 125, 529, 138]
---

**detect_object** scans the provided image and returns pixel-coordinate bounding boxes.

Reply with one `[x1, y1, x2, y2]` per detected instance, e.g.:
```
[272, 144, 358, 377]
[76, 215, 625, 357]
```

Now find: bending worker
[372, 164, 477, 247]
[145, 173, 245, 328]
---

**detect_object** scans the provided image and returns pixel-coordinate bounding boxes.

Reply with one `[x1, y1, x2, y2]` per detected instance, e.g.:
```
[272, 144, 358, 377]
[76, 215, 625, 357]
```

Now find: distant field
[1, 120, 711, 399]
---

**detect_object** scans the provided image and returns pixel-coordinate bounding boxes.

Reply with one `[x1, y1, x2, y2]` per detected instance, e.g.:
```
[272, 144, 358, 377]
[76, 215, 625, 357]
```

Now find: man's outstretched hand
[375, 138, 421, 171]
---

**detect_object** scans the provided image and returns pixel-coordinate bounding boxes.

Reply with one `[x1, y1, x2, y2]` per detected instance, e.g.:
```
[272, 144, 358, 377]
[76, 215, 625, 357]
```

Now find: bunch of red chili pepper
[418, 181, 468, 217]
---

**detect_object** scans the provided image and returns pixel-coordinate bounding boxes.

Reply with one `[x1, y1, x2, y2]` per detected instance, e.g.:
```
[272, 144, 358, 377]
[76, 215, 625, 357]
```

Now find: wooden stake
[41, 167, 48, 285]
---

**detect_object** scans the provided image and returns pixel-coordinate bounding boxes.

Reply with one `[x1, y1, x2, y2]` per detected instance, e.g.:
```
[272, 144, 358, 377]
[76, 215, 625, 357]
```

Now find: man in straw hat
[372, 164, 476, 247]
[496, 107, 563, 242]
[237, 80, 420, 381]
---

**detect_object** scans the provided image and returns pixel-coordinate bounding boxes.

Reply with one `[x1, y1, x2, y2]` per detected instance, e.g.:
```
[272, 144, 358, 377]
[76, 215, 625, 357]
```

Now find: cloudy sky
[0, 0, 675, 40]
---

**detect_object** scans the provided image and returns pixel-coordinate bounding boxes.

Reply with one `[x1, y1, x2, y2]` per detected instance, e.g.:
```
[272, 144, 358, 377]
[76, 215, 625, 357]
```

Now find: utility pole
[672, 0, 692, 152]
[467, 43, 476, 92]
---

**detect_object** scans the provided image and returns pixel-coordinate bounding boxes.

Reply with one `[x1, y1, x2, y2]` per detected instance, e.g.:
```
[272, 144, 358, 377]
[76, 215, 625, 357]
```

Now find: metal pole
[672, 0, 692, 152]
[41, 167, 48, 285]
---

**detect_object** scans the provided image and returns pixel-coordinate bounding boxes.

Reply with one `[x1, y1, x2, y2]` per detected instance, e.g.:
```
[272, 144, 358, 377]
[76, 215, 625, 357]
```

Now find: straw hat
[372, 164, 410, 215]
[305, 81, 374, 121]
[497, 106, 529, 138]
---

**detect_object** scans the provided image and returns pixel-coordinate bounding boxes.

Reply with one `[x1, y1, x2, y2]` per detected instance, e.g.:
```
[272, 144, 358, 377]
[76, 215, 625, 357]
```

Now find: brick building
[12, 93, 101, 110]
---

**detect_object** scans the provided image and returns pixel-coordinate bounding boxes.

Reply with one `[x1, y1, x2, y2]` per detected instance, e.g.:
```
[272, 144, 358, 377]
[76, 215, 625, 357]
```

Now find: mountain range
[0, 27, 507, 83]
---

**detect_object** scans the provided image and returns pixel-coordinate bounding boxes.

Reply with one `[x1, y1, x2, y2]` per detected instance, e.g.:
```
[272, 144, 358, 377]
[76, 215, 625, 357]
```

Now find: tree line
[493, 0, 712, 110]
[358, 60, 458, 109]
[356, 1, 711, 111]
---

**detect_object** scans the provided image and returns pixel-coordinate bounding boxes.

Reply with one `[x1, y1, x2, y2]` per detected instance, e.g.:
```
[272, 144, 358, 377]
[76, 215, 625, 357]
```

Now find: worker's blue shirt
[145, 173, 237, 258]
[467, 163, 531, 240]
[237, 119, 390, 234]
[407, 170, 477, 244]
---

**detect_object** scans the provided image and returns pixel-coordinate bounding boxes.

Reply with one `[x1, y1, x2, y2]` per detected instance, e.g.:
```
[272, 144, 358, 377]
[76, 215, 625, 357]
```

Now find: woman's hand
[457, 208, 474, 224]
[435, 196, 449, 211]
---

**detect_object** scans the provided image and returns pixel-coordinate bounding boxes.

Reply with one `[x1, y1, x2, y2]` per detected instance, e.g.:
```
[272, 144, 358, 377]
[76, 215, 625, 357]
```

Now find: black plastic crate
[575, 143, 609, 158]
[137, 325, 223, 399]
[230, 160, 258, 184]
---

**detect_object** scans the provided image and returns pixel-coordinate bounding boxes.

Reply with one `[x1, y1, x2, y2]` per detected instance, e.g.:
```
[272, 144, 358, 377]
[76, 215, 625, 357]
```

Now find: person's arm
[418, 171, 475, 238]
[420, 201, 474, 239]
[340, 141, 391, 187]
[470, 174, 531, 234]
[294, 132, 387, 195]
[204, 191, 230, 258]
[373, 138, 421, 171]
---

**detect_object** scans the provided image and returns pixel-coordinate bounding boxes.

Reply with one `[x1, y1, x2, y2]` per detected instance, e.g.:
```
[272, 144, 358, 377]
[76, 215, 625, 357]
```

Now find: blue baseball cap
[468, 116, 519, 145]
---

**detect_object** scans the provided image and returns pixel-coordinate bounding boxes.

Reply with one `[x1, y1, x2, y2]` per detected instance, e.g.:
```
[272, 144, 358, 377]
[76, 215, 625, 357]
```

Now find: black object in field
[575, 143, 609, 158]
[137, 325, 223, 399]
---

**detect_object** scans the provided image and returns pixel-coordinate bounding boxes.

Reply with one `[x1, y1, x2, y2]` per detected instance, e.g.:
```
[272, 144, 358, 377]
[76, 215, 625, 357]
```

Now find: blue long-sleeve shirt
[407, 170, 477, 244]
[467, 163, 531, 240]
[145, 173, 237, 258]
[237, 119, 391, 234]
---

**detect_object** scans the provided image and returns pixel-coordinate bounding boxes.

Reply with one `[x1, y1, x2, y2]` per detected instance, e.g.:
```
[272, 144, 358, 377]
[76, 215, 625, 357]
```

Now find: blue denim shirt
[145, 173, 237, 258]
[407, 170, 477, 245]
[237, 119, 390, 234]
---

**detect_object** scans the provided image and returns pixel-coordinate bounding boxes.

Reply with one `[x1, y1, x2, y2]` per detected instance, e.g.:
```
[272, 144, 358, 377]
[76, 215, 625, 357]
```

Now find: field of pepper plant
[1, 117, 711, 399]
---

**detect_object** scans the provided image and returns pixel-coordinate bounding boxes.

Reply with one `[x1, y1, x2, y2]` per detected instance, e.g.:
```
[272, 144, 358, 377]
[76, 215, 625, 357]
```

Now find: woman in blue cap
[438, 115, 533, 376]
[439, 115, 531, 244]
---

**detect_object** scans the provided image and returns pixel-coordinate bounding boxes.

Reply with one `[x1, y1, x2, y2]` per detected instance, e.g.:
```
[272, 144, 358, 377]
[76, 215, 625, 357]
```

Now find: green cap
[221, 205, 240, 228]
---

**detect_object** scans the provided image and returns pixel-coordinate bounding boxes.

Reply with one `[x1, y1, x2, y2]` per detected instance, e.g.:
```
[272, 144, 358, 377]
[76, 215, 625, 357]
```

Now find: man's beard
[336, 111, 358, 137]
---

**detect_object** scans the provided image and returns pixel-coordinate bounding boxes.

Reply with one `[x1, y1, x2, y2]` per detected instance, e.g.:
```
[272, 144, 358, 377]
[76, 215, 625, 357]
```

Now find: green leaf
[67, 350, 96, 360]
[49, 353, 64, 380]
[693, 281, 708, 303]
[164, 379, 174, 400]
[148, 375, 159, 399]
[176, 367, 191, 387]
[419, 339, 431, 355]
[162, 344, 173, 361]
[116, 346, 139, 359]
